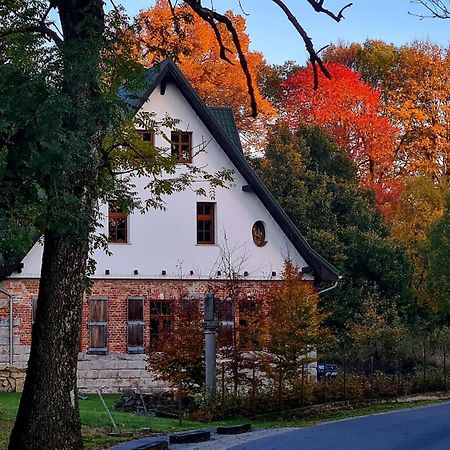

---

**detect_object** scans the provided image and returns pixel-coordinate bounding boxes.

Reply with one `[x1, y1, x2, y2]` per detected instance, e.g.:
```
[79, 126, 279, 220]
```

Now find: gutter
[0, 288, 13, 365]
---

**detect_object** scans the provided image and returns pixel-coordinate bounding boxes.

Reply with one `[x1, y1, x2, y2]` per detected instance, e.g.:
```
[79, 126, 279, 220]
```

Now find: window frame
[149, 299, 173, 352]
[108, 202, 128, 244]
[197, 202, 216, 245]
[127, 296, 145, 354]
[88, 297, 108, 354]
[139, 130, 155, 146]
[171, 131, 193, 163]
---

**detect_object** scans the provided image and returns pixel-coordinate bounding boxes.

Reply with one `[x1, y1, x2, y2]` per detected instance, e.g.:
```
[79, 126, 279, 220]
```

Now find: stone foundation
[0, 366, 26, 392]
[77, 352, 160, 393]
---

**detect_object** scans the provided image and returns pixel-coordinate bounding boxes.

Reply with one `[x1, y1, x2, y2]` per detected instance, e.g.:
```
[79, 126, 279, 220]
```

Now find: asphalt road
[229, 402, 450, 450]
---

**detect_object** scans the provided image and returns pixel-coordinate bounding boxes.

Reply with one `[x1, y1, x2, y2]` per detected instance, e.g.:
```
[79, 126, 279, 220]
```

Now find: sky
[117, 0, 450, 65]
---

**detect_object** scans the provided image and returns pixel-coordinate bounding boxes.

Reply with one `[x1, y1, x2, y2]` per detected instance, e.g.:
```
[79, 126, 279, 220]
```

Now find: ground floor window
[150, 300, 173, 351]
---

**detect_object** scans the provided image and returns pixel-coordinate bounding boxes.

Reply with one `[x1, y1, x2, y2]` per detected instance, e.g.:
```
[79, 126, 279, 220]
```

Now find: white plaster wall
[13, 80, 307, 280]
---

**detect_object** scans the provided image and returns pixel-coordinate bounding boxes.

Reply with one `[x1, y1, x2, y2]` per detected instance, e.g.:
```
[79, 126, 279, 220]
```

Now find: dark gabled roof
[131, 59, 339, 282]
[208, 107, 243, 153]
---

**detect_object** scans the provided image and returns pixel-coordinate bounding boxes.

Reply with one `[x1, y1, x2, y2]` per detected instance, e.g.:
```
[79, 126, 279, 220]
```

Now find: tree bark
[9, 231, 89, 450]
[9, 1, 105, 448]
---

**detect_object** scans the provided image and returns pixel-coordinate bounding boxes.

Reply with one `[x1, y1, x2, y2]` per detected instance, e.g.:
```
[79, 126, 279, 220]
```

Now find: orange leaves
[135, 0, 276, 151]
[282, 62, 398, 192]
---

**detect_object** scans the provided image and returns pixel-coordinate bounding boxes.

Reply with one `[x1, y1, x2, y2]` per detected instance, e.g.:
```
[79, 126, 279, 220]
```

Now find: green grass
[1, 393, 448, 450]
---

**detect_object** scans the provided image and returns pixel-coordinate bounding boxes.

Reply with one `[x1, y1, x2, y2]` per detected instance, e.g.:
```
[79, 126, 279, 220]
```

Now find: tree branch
[183, 0, 258, 117]
[409, 0, 450, 18]
[305, 0, 353, 22]
[0, 3, 63, 47]
[270, 0, 331, 89]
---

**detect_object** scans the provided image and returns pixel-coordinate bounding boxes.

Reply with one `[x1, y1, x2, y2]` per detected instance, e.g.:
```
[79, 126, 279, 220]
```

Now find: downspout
[0, 287, 13, 365]
[317, 276, 342, 296]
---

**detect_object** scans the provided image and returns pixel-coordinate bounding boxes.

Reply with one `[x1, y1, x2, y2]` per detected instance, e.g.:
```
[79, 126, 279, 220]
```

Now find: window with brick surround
[88, 297, 108, 354]
[197, 202, 215, 244]
[108, 202, 128, 243]
[127, 297, 145, 354]
[171, 131, 192, 163]
[149, 300, 173, 351]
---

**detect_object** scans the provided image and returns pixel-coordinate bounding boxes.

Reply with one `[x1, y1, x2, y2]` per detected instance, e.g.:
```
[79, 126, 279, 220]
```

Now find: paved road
[229, 402, 450, 450]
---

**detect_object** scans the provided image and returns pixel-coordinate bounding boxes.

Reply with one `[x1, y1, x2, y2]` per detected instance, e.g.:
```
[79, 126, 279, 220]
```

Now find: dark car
[317, 362, 338, 380]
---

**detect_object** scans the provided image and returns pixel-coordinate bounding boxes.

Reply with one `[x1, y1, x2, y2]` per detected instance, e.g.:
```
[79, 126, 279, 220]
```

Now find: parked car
[317, 362, 338, 380]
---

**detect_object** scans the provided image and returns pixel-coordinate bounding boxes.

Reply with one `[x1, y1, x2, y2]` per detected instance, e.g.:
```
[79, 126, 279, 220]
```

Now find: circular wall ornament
[252, 221, 267, 247]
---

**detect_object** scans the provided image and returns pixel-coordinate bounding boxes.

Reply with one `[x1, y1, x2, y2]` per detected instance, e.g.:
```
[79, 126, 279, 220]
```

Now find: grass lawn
[1, 392, 448, 449]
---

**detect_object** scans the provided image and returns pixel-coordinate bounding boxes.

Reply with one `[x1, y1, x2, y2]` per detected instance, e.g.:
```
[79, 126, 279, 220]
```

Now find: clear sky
[117, 0, 450, 64]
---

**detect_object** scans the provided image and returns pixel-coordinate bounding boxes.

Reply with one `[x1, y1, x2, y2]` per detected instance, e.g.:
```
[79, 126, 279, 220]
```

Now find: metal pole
[204, 291, 218, 395]
[0, 288, 13, 365]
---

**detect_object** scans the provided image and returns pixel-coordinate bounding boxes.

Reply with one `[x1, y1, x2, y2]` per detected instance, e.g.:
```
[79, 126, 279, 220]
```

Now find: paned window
[171, 131, 192, 163]
[108, 202, 128, 243]
[197, 202, 215, 244]
[88, 297, 108, 354]
[149, 300, 173, 351]
[127, 297, 145, 353]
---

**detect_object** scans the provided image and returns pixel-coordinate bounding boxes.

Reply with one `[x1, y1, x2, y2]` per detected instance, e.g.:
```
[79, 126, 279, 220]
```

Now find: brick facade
[0, 277, 273, 392]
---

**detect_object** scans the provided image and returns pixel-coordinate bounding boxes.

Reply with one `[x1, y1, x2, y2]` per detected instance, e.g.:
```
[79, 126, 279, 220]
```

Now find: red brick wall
[1, 278, 274, 355]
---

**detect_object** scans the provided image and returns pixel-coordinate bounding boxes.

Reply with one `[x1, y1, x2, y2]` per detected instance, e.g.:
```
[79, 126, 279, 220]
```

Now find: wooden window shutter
[88, 297, 108, 354]
[127, 297, 145, 353]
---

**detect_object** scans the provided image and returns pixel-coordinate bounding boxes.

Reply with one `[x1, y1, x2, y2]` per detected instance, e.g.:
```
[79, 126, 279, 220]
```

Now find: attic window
[140, 130, 154, 145]
[171, 131, 192, 163]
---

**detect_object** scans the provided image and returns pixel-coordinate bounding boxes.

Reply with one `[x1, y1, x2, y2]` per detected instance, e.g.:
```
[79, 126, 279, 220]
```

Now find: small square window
[140, 130, 154, 144]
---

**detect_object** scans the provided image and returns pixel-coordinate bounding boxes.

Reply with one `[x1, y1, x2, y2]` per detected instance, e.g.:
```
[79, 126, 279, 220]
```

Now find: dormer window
[108, 202, 128, 243]
[171, 131, 192, 163]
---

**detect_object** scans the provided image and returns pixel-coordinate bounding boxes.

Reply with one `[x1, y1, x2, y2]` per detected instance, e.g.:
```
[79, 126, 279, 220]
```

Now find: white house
[0, 60, 339, 392]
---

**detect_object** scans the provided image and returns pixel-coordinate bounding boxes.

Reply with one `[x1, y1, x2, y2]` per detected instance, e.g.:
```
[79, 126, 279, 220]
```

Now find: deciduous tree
[324, 40, 450, 178]
[253, 124, 413, 329]
[282, 62, 398, 201]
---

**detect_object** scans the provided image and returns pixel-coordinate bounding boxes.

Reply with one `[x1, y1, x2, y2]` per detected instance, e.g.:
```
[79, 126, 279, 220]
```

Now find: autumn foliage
[135, 0, 276, 150]
[282, 62, 398, 201]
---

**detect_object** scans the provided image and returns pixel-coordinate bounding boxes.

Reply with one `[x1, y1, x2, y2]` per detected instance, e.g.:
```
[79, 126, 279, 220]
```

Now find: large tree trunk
[8, 231, 90, 450]
[9, 1, 105, 449]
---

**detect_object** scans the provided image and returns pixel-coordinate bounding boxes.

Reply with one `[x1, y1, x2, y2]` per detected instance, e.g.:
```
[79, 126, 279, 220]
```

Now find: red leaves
[282, 63, 399, 209]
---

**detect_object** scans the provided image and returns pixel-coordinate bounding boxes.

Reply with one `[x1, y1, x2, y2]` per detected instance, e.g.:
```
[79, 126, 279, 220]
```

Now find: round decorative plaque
[252, 221, 267, 247]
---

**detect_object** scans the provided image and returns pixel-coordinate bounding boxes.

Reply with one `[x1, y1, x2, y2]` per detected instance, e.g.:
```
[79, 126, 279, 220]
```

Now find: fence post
[343, 353, 347, 401]
[422, 344, 426, 393]
[444, 350, 447, 391]
[370, 356, 374, 398]
[301, 361, 305, 406]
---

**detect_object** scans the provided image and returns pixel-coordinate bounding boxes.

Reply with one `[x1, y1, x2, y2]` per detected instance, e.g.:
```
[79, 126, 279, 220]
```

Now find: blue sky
[117, 0, 450, 64]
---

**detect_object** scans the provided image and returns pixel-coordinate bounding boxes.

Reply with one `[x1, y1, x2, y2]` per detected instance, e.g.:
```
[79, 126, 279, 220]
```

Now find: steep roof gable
[132, 60, 339, 283]
[0, 60, 340, 283]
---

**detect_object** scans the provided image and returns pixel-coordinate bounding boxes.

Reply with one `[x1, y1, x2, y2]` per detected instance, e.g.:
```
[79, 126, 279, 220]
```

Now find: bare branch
[305, 0, 353, 22]
[270, 0, 331, 88]
[409, 0, 450, 18]
[183, 0, 258, 116]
